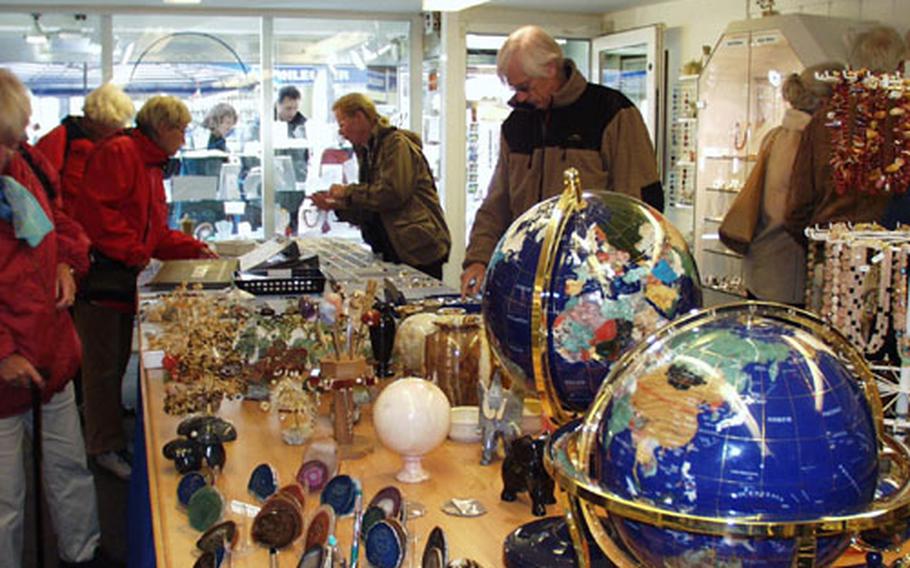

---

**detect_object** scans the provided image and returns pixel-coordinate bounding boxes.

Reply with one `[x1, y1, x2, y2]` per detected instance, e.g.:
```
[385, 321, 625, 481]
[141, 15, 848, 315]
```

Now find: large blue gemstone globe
[593, 306, 880, 566]
[482, 190, 701, 416]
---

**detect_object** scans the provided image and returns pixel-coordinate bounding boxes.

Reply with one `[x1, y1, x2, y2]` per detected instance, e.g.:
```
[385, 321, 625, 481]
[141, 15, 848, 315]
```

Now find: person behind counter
[460, 25, 663, 296]
[0, 69, 120, 568]
[72, 95, 216, 481]
[311, 92, 451, 279]
[274, 85, 309, 188]
[35, 82, 135, 215]
[202, 102, 238, 152]
[275, 85, 307, 139]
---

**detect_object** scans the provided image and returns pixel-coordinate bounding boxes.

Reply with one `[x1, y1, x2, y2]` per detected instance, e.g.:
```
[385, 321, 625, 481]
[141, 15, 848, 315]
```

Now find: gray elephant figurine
[478, 370, 523, 465]
[500, 434, 556, 517]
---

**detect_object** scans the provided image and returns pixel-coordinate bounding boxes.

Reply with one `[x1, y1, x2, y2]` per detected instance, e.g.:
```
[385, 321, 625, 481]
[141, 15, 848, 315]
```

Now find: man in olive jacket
[460, 25, 662, 295]
[312, 92, 451, 279]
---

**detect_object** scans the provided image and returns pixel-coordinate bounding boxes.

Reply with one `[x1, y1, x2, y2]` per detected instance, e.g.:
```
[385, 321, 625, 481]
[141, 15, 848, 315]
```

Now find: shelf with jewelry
[664, 74, 699, 249]
[692, 14, 855, 306]
[804, 223, 910, 429]
[666, 74, 698, 208]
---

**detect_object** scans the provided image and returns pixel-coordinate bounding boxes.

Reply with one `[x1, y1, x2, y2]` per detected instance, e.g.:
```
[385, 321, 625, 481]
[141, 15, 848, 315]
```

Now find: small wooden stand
[315, 356, 376, 460]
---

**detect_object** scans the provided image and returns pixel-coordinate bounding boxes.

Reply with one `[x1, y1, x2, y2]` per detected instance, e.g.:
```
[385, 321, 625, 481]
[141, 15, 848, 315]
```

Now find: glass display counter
[693, 14, 866, 302]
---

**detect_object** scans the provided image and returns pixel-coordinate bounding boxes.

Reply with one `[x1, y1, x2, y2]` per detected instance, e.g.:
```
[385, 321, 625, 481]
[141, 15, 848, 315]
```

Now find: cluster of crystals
[318, 279, 380, 360]
[147, 284, 251, 415]
[827, 69, 910, 195]
[271, 376, 319, 444]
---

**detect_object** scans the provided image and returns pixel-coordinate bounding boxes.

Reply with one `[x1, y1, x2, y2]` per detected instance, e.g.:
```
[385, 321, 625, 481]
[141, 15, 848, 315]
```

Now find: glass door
[591, 25, 664, 156]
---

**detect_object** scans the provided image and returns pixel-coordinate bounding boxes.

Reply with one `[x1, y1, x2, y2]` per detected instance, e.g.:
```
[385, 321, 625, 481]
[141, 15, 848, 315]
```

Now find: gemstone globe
[584, 305, 881, 566]
[482, 189, 701, 418]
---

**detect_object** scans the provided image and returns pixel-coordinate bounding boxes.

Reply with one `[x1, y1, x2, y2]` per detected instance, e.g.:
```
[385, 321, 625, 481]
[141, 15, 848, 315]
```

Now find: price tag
[230, 500, 260, 518]
[224, 201, 246, 215]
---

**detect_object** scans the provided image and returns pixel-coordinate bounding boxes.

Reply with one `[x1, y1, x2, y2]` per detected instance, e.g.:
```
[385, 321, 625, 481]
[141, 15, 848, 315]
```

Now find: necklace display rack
[805, 223, 910, 433]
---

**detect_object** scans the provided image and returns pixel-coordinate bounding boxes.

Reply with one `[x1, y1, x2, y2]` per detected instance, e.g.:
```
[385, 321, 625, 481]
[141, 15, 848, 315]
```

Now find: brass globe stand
[548, 423, 910, 567]
[492, 168, 701, 567]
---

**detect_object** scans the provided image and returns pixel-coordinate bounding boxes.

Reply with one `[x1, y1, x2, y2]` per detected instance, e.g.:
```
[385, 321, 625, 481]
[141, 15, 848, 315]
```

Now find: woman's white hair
[848, 26, 907, 73]
[496, 25, 563, 81]
[0, 68, 31, 147]
[84, 82, 134, 128]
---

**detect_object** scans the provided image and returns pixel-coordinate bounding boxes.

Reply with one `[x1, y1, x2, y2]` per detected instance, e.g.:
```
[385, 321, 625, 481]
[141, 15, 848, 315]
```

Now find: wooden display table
[141, 365, 541, 567]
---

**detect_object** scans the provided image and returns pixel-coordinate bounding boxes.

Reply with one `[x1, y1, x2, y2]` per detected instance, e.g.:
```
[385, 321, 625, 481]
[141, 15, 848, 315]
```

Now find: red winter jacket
[0, 146, 91, 418]
[35, 116, 105, 217]
[76, 128, 207, 268]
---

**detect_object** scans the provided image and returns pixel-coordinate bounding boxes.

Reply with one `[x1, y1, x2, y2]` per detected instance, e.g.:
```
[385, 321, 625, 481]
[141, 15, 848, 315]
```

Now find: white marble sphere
[372, 377, 451, 483]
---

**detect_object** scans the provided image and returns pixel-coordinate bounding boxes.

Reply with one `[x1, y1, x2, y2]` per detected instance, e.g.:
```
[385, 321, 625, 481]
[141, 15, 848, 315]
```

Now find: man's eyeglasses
[511, 80, 532, 93]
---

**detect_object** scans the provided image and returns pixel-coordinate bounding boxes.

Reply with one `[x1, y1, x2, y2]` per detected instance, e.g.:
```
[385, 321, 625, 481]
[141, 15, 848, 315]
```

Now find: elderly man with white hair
[460, 25, 662, 296]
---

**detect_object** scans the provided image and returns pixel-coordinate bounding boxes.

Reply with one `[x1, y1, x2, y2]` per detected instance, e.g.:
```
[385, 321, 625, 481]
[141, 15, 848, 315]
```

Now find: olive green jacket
[336, 123, 451, 267]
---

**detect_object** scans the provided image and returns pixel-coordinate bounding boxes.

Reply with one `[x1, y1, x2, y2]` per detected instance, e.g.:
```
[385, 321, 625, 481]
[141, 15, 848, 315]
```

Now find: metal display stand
[805, 225, 910, 431]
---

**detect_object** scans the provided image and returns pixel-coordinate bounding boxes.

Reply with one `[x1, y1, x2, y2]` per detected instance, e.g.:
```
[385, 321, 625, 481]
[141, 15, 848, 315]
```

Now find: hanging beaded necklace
[864, 242, 892, 355]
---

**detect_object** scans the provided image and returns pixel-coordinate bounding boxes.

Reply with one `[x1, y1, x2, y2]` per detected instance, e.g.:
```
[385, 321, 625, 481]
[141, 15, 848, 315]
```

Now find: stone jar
[394, 312, 445, 376]
[424, 313, 490, 406]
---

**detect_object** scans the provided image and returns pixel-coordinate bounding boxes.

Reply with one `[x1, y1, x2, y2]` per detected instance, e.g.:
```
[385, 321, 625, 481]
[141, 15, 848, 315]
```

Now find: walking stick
[30, 381, 44, 568]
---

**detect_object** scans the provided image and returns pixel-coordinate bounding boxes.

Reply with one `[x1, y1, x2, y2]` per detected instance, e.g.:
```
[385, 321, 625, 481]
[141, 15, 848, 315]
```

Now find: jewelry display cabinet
[693, 13, 870, 304]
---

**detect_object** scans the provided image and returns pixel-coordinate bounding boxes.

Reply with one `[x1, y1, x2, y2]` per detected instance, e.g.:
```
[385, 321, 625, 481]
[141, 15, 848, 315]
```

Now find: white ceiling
[0, 0, 662, 14]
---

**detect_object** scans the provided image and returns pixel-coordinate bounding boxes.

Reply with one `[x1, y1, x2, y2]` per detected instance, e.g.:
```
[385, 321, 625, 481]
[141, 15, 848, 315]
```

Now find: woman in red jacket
[0, 69, 113, 567]
[36, 82, 134, 216]
[72, 95, 214, 480]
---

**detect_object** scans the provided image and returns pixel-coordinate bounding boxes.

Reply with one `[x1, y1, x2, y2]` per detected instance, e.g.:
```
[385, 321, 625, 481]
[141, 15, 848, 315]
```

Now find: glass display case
[665, 74, 698, 246]
[693, 14, 867, 303]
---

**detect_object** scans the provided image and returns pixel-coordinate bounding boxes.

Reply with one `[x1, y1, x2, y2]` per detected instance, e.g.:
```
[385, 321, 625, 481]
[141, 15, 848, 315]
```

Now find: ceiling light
[25, 13, 48, 45]
[421, 0, 489, 12]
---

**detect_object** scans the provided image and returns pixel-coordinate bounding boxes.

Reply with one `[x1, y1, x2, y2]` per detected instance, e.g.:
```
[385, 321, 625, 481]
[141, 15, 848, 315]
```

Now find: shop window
[114, 14, 263, 240]
[0, 13, 103, 141]
[273, 17, 410, 237]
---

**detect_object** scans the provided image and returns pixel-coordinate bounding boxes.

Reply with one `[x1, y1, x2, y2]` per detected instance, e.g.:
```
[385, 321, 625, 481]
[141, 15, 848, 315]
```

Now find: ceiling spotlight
[25, 13, 48, 45]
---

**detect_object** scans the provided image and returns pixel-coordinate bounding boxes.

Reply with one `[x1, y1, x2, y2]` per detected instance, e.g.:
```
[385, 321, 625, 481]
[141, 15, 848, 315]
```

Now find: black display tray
[233, 268, 326, 295]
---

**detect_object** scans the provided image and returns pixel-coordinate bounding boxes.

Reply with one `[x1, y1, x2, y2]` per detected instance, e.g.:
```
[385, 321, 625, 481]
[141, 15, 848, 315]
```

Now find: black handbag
[77, 250, 140, 303]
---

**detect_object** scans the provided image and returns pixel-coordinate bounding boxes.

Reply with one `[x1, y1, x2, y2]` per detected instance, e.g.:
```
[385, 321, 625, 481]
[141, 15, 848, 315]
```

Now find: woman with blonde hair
[744, 62, 843, 304]
[36, 82, 134, 215]
[313, 92, 450, 278]
[71, 95, 214, 480]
